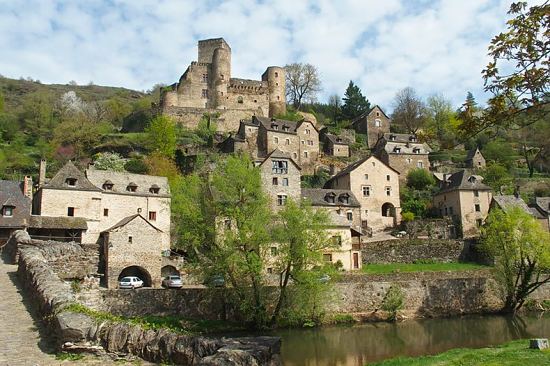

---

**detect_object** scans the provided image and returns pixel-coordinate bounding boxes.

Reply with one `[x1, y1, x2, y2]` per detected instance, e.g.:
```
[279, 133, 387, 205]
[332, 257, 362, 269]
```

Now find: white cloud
[0, 0, 526, 109]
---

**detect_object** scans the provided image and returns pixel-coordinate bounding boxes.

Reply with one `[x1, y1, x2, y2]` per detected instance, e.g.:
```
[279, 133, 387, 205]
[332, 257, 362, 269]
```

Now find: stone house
[258, 149, 302, 211]
[374, 133, 432, 183]
[101, 214, 167, 288]
[323, 134, 351, 157]
[32, 161, 171, 287]
[324, 155, 401, 233]
[0, 179, 31, 244]
[351, 105, 391, 149]
[161, 38, 286, 132]
[530, 197, 550, 231]
[432, 170, 492, 238]
[492, 194, 549, 231]
[465, 148, 486, 169]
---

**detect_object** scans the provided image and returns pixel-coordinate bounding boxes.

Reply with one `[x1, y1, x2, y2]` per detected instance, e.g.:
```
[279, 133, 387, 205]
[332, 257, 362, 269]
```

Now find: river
[267, 313, 550, 365]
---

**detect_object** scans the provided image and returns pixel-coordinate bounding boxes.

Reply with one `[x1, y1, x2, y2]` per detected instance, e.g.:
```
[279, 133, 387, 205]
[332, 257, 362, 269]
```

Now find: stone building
[323, 134, 351, 157]
[258, 149, 302, 211]
[492, 194, 549, 231]
[324, 155, 401, 233]
[32, 161, 171, 287]
[223, 115, 320, 173]
[161, 38, 286, 132]
[0, 179, 31, 244]
[465, 148, 486, 169]
[432, 170, 492, 238]
[351, 105, 391, 148]
[530, 197, 550, 231]
[374, 133, 432, 183]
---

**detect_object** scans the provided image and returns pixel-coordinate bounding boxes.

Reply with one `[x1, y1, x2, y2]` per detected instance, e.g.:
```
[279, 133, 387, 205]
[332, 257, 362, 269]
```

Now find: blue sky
[0, 0, 537, 111]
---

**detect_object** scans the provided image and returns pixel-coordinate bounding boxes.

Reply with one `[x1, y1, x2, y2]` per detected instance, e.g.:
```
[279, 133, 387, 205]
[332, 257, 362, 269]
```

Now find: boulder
[55, 311, 95, 343]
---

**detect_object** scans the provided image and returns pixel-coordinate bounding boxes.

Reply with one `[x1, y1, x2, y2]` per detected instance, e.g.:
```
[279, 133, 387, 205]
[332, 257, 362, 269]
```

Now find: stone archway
[118, 266, 152, 287]
[381, 202, 396, 217]
[161, 265, 180, 277]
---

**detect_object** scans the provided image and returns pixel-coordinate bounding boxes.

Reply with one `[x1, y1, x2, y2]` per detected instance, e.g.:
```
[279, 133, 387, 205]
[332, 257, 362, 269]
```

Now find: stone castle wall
[162, 105, 262, 132]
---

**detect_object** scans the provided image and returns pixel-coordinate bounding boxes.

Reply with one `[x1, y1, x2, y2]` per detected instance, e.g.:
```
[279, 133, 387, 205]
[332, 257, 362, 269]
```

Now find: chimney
[22, 176, 33, 199]
[38, 159, 46, 187]
[513, 185, 520, 199]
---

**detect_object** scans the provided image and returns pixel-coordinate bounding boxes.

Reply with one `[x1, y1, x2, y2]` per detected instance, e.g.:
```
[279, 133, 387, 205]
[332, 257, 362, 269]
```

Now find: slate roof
[28, 216, 88, 230]
[325, 155, 400, 186]
[301, 188, 360, 207]
[436, 170, 492, 194]
[325, 134, 350, 145]
[0, 180, 31, 228]
[102, 214, 162, 233]
[351, 105, 390, 124]
[465, 148, 481, 161]
[491, 195, 544, 219]
[383, 133, 420, 143]
[254, 116, 319, 134]
[383, 141, 431, 155]
[43, 161, 101, 191]
[534, 197, 550, 215]
[86, 167, 170, 197]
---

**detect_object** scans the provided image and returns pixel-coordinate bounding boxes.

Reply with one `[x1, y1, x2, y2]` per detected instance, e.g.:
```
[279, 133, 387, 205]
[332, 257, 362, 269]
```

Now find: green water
[271, 314, 550, 365]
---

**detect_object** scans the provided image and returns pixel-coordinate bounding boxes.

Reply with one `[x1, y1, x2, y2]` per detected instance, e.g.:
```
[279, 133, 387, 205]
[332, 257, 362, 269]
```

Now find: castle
[160, 38, 286, 132]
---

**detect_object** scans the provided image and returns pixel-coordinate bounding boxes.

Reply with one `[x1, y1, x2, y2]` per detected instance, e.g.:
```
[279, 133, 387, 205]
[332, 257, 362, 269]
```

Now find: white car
[118, 276, 144, 289]
[162, 275, 183, 288]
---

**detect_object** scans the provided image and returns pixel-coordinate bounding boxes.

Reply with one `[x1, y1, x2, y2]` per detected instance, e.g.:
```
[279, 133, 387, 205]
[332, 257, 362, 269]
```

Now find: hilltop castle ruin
[160, 38, 286, 132]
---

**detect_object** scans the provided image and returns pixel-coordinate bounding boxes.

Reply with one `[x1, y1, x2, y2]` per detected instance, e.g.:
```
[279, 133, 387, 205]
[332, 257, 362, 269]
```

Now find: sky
[0, 0, 536, 111]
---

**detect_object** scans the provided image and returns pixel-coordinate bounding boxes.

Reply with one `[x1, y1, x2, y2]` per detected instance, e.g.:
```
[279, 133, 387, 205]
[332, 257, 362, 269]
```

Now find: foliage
[55, 352, 85, 361]
[340, 80, 370, 121]
[391, 87, 427, 134]
[331, 314, 356, 324]
[124, 157, 149, 174]
[482, 139, 516, 168]
[144, 152, 181, 184]
[424, 94, 461, 148]
[381, 284, 404, 321]
[145, 115, 176, 158]
[479, 163, 513, 192]
[274, 106, 303, 122]
[52, 118, 113, 160]
[285, 63, 322, 110]
[370, 339, 550, 366]
[195, 113, 218, 147]
[481, 207, 550, 312]
[406, 168, 435, 191]
[301, 169, 330, 188]
[401, 212, 415, 222]
[400, 187, 433, 219]
[93, 152, 126, 171]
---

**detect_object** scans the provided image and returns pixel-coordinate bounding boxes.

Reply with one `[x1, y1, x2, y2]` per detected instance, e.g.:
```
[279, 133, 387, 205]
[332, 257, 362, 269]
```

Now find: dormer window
[468, 176, 477, 184]
[2, 206, 14, 217]
[282, 125, 289, 132]
[389, 134, 396, 141]
[413, 148, 420, 154]
[339, 194, 350, 204]
[393, 147, 401, 153]
[149, 184, 160, 194]
[271, 124, 279, 130]
[103, 180, 114, 191]
[336, 138, 342, 143]
[410, 136, 417, 142]
[126, 182, 138, 192]
[325, 193, 336, 204]
[66, 178, 77, 186]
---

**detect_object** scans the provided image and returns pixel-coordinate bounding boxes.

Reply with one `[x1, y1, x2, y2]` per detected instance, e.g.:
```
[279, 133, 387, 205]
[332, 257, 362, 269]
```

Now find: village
[0, 2, 549, 365]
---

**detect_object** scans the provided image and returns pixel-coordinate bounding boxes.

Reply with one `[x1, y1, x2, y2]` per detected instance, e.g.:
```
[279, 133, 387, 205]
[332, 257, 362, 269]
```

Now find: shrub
[124, 158, 148, 174]
[401, 211, 415, 222]
[406, 168, 435, 190]
[381, 284, 404, 321]
[332, 314, 356, 324]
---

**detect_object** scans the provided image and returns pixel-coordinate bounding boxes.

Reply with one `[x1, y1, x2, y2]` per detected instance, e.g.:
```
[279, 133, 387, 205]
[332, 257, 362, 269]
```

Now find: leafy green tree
[482, 139, 516, 169]
[106, 97, 132, 127]
[18, 91, 57, 144]
[145, 115, 176, 158]
[406, 168, 435, 191]
[340, 81, 370, 121]
[93, 152, 126, 171]
[52, 117, 112, 160]
[480, 163, 513, 192]
[425, 94, 459, 148]
[381, 284, 404, 321]
[400, 187, 432, 219]
[196, 113, 218, 147]
[124, 158, 149, 174]
[481, 207, 550, 313]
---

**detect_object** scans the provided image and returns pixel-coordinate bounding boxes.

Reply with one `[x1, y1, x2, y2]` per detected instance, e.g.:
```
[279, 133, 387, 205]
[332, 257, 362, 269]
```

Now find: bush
[124, 158, 148, 174]
[381, 284, 404, 321]
[406, 168, 435, 190]
[401, 211, 415, 222]
[332, 314, 356, 324]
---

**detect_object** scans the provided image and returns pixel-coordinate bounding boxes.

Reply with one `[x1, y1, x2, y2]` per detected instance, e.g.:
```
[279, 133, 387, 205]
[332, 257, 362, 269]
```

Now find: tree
[52, 117, 112, 160]
[327, 94, 342, 125]
[406, 168, 435, 191]
[391, 87, 427, 134]
[340, 81, 370, 121]
[480, 163, 513, 193]
[482, 139, 516, 169]
[285, 63, 321, 110]
[425, 94, 459, 148]
[481, 207, 550, 313]
[514, 119, 550, 177]
[145, 115, 176, 158]
[93, 152, 126, 171]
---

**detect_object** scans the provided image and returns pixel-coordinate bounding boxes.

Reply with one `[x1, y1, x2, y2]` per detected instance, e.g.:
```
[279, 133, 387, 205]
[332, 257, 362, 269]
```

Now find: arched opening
[381, 203, 395, 217]
[118, 266, 152, 287]
[161, 265, 180, 277]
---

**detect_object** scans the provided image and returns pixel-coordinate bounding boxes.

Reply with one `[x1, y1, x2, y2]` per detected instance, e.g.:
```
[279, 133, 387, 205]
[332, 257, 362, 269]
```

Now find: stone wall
[361, 239, 471, 264]
[13, 231, 281, 365]
[162, 105, 261, 132]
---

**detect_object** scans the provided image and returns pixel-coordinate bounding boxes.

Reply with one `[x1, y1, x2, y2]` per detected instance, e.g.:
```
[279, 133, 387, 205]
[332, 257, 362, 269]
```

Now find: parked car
[162, 275, 183, 288]
[203, 274, 225, 287]
[118, 276, 144, 289]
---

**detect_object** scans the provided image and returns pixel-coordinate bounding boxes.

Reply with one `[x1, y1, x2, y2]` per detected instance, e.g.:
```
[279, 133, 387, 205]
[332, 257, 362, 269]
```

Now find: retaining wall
[361, 239, 472, 264]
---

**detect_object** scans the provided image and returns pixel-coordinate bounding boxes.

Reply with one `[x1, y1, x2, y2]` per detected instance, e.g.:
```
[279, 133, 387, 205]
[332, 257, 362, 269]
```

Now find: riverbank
[368, 339, 550, 365]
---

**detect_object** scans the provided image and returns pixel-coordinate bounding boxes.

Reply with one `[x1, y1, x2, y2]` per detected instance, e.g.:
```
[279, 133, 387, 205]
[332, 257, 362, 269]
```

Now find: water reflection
[273, 314, 550, 365]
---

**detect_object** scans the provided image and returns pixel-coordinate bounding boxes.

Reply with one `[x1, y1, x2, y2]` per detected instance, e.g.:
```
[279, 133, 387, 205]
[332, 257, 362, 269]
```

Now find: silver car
[162, 275, 183, 288]
[118, 276, 144, 289]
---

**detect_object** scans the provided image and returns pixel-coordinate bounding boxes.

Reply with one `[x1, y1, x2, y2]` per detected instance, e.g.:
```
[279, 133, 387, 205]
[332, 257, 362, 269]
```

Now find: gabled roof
[258, 149, 301, 170]
[492, 195, 535, 216]
[324, 155, 400, 186]
[436, 170, 492, 194]
[465, 148, 483, 161]
[325, 134, 350, 145]
[351, 105, 390, 124]
[301, 188, 360, 207]
[0, 180, 31, 228]
[383, 141, 432, 155]
[253, 116, 319, 135]
[86, 167, 170, 197]
[102, 214, 162, 233]
[533, 197, 550, 215]
[43, 161, 101, 191]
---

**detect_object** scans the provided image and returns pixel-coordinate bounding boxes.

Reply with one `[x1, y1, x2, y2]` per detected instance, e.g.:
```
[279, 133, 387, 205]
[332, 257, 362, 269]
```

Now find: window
[407, 158, 412, 164]
[2, 206, 14, 217]
[282, 178, 289, 186]
[270, 246, 278, 256]
[103, 208, 109, 217]
[103, 182, 113, 190]
[272, 160, 288, 174]
[149, 186, 160, 194]
[149, 211, 157, 221]
[271, 124, 279, 130]
[308, 140, 313, 146]
[224, 219, 232, 230]
[476, 219, 483, 227]
[339, 194, 349, 204]
[126, 183, 137, 192]
[386, 174, 390, 181]
[385, 187, 391, 196]
[417, 161, 424, 168]
[449, 207, 453, 215]
[67, 207, 75, 217]
[304, 151, 308, 158]
[323, 253, 333, 262]
[332, 236, 342, 246]
[202, 73, 208, 83]
[277, 195, 287, 206]
[272, 177, 278, 185]
[362, 185, 371, 197]
[267, 267, 273, 274]
[364, 209, 369, 216]
[128, 236, 133, 243]
[274, 72, 278, 77]
[445, 207, 448, 215]
[305, 129, 311, 135]
[376, 112, 380, 117]
[413, 148, 420, 154]
[374, 119, 381, 127]
[394, 147, 401, 153]
[220, 74, 224, 80]
[326, 193, 336, 203]
[364, 174, 369, 180]
[283, 126, 289, 132]
[66, 178, 77, 186]
[293, 153, 297, 159]
[285, 138, 290, 145]
[474, 190, 479, 197]
[274, 136, 279, 144]
[346, 211, 353, 221]
[201, 89, 208, 98]
[475, 204, 481, 212]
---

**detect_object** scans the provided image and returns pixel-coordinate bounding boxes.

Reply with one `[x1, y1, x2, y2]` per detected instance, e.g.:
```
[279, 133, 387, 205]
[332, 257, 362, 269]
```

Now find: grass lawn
[361, 262, 489, 274]
[368, 339, 550, 365]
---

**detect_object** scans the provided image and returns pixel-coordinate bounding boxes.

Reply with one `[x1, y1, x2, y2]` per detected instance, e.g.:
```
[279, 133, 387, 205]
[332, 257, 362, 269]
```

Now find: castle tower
[262, 66, 286, 117]
[211, 47, 231, 109]
[198, 38, 231, 63]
